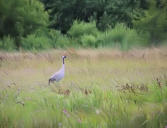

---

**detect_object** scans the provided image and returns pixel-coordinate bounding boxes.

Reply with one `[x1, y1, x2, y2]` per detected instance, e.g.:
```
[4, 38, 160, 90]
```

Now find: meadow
[0, 48, 167, 128]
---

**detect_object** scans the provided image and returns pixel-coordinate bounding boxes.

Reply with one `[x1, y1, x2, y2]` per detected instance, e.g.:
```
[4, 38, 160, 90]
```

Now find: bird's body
[50, 64, 65, 82]
[49, 56, 66, 85]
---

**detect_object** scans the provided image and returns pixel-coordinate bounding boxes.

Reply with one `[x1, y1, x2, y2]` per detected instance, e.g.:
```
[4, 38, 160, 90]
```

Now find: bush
[55, 36, 70, 48]
[21, 34, 52, 50]
[0, 36, 16, 51]
[47, 29, 70, 48]
[97, 23, 149, 50]
[67, 21, 100, 40]
[0, 0, 49, 48]
[67, 21, 149, 49]
[133, 0, 167, 44]
[20, 29, 71, 50]
[81, 35, 97, 48]
[67, 20, 101, 47]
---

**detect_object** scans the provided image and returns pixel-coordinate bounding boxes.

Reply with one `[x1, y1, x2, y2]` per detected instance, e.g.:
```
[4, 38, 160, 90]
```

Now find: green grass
[0, 49, 167, 128]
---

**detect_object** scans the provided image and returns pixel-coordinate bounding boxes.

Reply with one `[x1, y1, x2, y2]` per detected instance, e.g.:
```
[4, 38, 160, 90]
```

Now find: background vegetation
[0, 0, 167, 50]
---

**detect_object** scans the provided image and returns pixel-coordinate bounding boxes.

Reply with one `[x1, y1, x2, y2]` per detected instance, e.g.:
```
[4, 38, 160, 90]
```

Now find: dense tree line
[40, 0, 146, 32]
[0, 0, 166, 50]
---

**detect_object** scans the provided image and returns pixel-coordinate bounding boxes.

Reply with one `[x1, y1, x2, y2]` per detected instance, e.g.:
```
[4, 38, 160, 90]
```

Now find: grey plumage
[49, 56, 67, 85]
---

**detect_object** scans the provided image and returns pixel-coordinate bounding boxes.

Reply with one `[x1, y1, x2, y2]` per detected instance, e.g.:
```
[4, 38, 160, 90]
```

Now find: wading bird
[48, 56, 67, 85]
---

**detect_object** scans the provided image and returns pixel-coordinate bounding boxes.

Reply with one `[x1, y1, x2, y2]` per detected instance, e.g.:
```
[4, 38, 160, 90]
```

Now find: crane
[48, 56, 67, 85]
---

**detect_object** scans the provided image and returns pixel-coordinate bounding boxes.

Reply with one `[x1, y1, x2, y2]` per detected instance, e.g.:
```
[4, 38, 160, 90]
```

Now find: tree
[41, 0, 141, 33]
[0, 0, 49, 48]
[134, 0, 167, 44]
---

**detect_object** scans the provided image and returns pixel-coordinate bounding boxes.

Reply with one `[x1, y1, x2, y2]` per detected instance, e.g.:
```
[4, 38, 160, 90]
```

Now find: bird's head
[62, 56, 67, 59]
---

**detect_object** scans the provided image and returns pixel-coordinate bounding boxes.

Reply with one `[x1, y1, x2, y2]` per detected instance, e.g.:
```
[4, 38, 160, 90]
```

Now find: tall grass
[0, 82, 167, 128]
[0, 49, 167, 127]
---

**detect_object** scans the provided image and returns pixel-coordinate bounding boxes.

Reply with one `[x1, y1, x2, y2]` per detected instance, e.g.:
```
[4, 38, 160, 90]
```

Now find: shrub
[97, 23, 149, 50]
[81, 35, 97, 48]
[0, 36, 16, 51]
[21, 34, 52, 50]
[67, 22, 149, 49]
[0, 0, 49, 48]
[55, 36, 70, 48]
[33, 29, 59, 48]
[47, 29, 70, 48]
[67, 21, 100, 39]
[67, 20, 101, 47]
[20, 29, 71, 50]
[133, 0, 167, 44]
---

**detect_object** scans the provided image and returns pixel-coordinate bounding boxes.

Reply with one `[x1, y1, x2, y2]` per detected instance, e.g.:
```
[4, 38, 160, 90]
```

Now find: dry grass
[0, 47, 167, 89]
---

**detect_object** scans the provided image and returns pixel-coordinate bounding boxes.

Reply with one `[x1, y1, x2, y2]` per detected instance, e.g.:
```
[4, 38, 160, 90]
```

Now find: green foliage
[67, 21, 149, 49]
[47, 29, 70, 48]
[55, 36, 70, 48]
[96, 0, 139, 30]
[68, 21, 99, 39]
[97, 23, 149, 50]
[0, 0, 166, 50]
[133, 0, 167, 44]
[41, 0, 140, 33]
[81, 35, 97, 48]
[21, 29, 71, 50]
[0, 36, 16, 51]
[68, 21, 100, 47]
[0, 0, 49, 47]
[21, 34, 52, 50]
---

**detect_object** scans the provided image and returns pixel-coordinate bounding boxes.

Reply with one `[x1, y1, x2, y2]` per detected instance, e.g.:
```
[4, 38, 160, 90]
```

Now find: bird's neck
[62, 58, 65, 64]
[61, 63, 65, 71]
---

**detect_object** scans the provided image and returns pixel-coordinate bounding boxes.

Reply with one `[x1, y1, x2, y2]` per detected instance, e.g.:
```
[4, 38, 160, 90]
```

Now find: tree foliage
[41, 0, 142, 33]
[0, 0, 49, 47]
[134, 0, 167, 44]
[0, 0, 166, 50]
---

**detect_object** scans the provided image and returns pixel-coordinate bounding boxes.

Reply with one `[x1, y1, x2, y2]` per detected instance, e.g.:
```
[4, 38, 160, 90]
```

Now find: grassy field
[0, 48, 167, 128]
